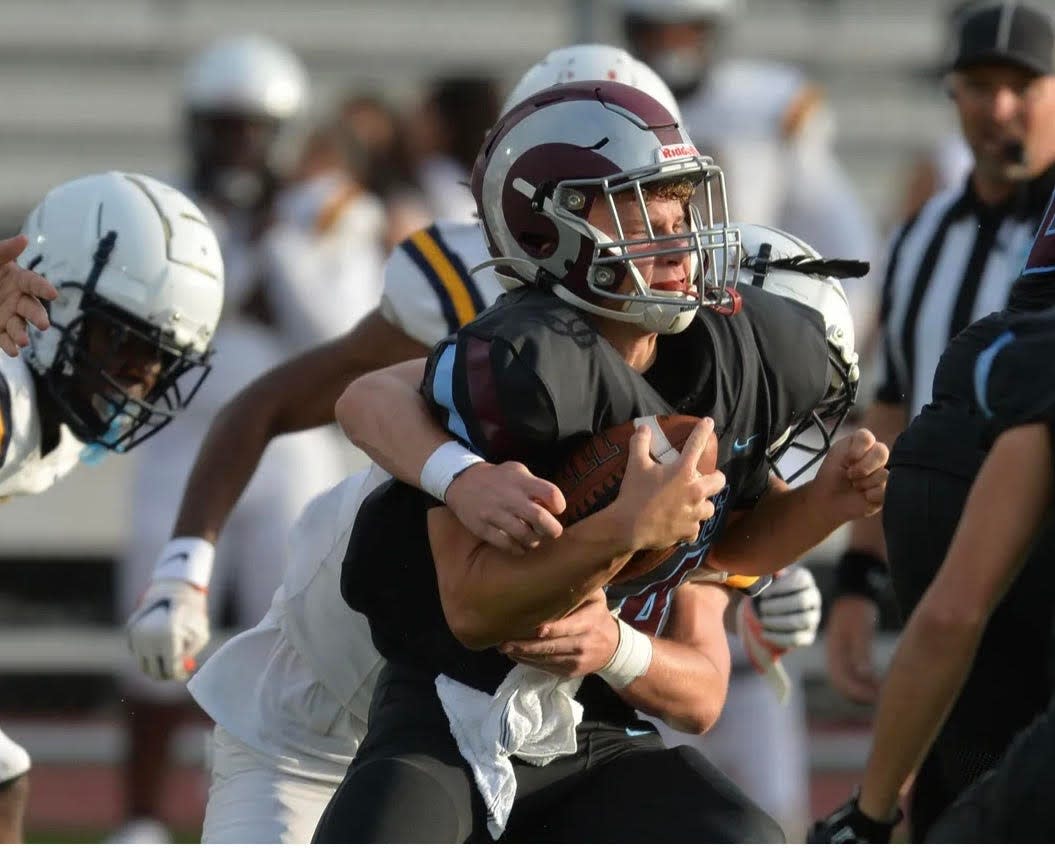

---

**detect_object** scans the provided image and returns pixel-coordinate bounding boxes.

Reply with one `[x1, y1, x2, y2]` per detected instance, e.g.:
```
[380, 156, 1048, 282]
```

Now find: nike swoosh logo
[160, 552, 189, 566]
[138, 599, 171, 618]
[733, 434, 758, 453]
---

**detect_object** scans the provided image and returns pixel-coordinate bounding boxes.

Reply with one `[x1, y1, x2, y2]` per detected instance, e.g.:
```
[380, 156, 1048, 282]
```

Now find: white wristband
[597, 617, 653, 689]
[419, 440, 485, 503]
[152, 537, 216, 590]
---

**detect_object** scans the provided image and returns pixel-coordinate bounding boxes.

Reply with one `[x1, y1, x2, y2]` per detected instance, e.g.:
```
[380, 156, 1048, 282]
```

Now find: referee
[826, 0, 1055, 704]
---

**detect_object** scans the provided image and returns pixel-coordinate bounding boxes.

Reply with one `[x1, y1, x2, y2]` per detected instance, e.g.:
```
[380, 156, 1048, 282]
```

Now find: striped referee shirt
[877, 166, 1055, 419]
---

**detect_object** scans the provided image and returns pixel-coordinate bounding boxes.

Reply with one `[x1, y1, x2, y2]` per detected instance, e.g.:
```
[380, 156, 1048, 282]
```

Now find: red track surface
[25, 763, 862, 838]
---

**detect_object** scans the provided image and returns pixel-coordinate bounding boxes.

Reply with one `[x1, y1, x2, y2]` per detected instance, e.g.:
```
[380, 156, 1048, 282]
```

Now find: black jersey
[342, 286, 829, 691]
[421, 285, 829, 509]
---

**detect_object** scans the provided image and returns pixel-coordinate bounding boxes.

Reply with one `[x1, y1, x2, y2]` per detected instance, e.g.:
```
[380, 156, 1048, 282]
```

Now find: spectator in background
[412, 76, 502, 223]
[112, 35, 382, 845]
[824, 1, 1055, 836]
[339, 93, 432, 250]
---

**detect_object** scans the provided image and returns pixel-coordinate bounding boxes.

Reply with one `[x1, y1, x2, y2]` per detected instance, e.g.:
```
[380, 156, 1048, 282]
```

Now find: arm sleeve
[976, 329, 1055, 441]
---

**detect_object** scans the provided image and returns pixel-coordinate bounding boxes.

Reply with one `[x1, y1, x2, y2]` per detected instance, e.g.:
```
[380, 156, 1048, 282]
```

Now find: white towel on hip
[435, 665, 584, 839]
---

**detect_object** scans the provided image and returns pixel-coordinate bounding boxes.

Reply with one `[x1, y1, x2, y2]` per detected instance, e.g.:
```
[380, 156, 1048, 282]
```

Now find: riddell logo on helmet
[655, 144, 700, 162]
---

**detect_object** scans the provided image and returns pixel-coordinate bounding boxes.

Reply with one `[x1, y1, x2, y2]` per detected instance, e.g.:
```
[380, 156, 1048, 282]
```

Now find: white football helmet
[183, 34, 309, 121]
[472, 81, 739, 335]
[20, 172, 224, 451]
[502, 44, 683, 123]
[183, 35, 310, 209]
[717, 223, 863, 481]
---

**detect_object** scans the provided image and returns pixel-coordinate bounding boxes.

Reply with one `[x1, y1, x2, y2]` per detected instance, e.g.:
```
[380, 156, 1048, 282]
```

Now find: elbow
[446, 607, 500, 651]
[439, 585, 502, 651]
[913, 596, 988, 650]
[663, 698, 723, 736]
[660, 677, 727, 736]
[335, 377, 374, 445]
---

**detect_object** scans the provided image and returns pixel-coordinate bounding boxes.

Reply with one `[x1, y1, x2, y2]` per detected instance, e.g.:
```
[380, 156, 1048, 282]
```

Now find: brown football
[551, 414, 719, 583]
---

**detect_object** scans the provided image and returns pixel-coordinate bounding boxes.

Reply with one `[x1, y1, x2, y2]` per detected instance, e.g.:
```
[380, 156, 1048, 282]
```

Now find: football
[551, 414, 719, 583]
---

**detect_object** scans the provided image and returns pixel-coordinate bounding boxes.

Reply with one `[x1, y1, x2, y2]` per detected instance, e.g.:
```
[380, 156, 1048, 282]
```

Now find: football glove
[808, 790, 902, 843]
[126, 537, 215, 682]
[737, 565, 822, 703]
[127, 579, 209, 681]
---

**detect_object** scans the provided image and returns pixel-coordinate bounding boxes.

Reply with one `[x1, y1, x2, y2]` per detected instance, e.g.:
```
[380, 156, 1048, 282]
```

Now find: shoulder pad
[380, 221, 504, 347]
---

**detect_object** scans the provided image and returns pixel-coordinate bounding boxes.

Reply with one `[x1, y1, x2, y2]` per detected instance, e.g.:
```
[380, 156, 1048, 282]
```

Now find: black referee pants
[883, 463, 1055, 841]
[311, 663, 784, 843]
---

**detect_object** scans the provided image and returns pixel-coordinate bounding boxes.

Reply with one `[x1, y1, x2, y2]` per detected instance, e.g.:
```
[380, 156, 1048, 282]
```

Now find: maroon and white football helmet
[470, 81, 739, 334]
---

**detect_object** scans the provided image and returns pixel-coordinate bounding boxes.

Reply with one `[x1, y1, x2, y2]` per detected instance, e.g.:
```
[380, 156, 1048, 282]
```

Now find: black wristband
[832, 549, 888, 604]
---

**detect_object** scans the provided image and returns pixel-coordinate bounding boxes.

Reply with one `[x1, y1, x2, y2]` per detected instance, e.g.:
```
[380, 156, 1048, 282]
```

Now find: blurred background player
[338, 92, 432, 250]
[111, 34, 387, 844]
[825, 0, 1055, 719]
[620, 0, 881, 350]
[412, 75, 503, 223]
[0, 171, 224, 843]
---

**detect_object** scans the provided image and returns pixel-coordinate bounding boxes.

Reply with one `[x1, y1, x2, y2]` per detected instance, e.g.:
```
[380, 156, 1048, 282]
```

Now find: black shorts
[884, 463, 1055, 839]
[312, 663, 784, 843]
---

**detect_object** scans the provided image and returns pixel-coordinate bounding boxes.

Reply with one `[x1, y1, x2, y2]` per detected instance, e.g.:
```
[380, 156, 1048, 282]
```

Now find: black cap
[950, 1, 1055, 76]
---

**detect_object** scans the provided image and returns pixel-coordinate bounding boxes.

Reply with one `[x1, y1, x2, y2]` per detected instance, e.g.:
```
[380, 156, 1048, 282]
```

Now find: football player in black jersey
[810, 191, 1055, 843]
[312, 82, 888, 843]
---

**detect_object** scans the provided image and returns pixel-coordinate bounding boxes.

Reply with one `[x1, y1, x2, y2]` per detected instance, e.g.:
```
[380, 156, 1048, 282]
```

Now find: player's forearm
[335, 359, 446, 489]
[856, 602, 983, 820]
[431, 506, 636, 650]
[618, 583, 731, 733]
[706, 479, 842, 576]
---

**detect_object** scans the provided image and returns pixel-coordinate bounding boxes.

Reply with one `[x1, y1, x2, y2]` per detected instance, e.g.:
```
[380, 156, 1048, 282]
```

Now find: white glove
[752, 565, 822, 650]
[126, 537, 215, 682]
[736, 566, 822, 704]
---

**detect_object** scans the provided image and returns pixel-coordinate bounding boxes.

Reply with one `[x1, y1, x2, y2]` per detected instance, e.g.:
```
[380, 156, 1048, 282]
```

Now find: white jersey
[188, 220, 506, 769]
[264, 178, 387, 354]
[188, 465, 389, 780]
[0, 355, 84, 498]
[681, 60, 879, 343]
[379, 219, 505, 347]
